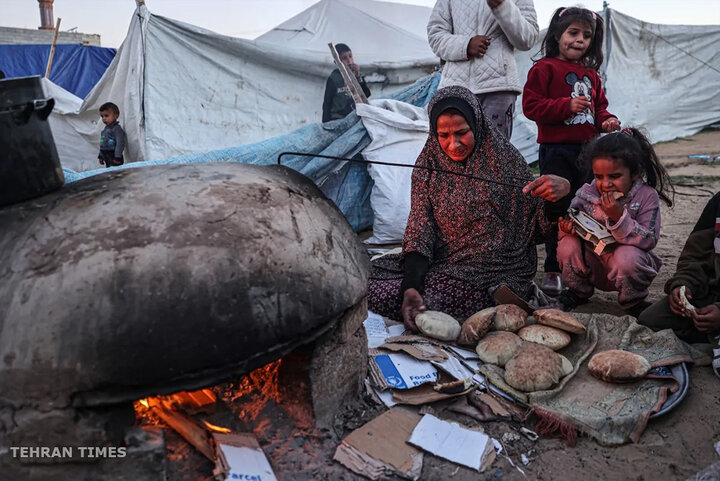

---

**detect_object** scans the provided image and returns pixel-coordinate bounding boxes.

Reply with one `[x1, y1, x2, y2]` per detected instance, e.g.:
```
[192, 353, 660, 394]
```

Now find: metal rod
[277, 151, 535, 189]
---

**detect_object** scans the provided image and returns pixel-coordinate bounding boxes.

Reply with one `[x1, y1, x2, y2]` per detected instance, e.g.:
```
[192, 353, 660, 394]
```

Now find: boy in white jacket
[427, 0, 538, 139]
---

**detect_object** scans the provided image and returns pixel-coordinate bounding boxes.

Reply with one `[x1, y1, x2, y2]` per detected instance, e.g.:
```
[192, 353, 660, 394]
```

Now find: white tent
[513, 9, 720, 161]
[49, 1, 439, 171]
[47, 3, 720, 172]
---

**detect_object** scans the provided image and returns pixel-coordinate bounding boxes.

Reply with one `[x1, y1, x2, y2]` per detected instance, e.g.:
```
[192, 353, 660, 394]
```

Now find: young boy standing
[322, 43, 371, 123]
[98, 102, 126, 167]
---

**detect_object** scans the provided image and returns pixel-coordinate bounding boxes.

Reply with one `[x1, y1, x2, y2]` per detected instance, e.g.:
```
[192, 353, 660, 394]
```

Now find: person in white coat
[427, 0, 538, 139]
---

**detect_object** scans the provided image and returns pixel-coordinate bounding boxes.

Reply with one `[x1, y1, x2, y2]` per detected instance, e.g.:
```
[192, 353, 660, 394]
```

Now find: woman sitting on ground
[368, 86, 570, 330]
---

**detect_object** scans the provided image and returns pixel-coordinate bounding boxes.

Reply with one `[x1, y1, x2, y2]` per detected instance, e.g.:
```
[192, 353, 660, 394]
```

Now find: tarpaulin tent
[512, 9, 720, 161]
[47, 2, 439, 172]
[0, 44, 115, 98]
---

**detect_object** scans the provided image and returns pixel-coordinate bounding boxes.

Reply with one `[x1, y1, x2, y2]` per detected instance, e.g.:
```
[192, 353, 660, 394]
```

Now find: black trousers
[538, 142, 591, 272]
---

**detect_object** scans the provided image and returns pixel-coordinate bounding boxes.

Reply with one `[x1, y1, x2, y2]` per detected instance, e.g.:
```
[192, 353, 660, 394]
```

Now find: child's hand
[600, 191, 623, 222]
[669, 286, 692, 317]
[467, 35, 491, 58]
[601, 117, 621, 132]
[558, 216, 575, 235]
[570, 96, 590, 114]
[98, 157, 104, 165]
[691, 304, 720, 333]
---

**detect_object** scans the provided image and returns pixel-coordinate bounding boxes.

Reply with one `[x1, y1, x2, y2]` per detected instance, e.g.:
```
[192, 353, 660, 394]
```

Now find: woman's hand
[522, 175, 570, 202]
[558, 216, 575, 235]
[401, 288, 426, 332]
[600, 191, 623, 222]
[692, 304, 720, 333]
[601, 117, 621, 132]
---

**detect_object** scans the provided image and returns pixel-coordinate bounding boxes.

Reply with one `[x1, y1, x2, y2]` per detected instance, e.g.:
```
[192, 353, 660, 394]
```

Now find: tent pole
[45, 17, 61, 78]
[328, 42, 368, 105]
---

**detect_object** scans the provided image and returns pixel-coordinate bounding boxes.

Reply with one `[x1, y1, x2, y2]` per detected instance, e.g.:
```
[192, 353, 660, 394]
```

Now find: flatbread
[475, 331, 523, 367]
[533, 309, 586, 334]
[518, 324, 571, 351]
[588, 350, 651, 383]
[504, 342, 564, 392]
[458, 307, 495, 345]
[415, 311, 461, 342]
[492, 304, 527, 332]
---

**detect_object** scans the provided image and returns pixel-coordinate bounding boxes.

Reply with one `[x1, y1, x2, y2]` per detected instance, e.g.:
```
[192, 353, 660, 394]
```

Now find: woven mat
[479, 313, 709, 446]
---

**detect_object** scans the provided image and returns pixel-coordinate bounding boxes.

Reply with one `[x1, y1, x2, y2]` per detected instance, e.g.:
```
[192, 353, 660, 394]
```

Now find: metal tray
[649, 362, 690, 419]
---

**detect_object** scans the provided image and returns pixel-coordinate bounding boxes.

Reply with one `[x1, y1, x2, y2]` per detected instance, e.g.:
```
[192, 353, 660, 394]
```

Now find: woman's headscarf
[401, 86, 549, 297]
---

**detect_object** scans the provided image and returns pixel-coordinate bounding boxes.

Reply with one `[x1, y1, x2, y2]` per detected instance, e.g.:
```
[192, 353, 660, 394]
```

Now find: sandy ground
[164, 129, 720, 481]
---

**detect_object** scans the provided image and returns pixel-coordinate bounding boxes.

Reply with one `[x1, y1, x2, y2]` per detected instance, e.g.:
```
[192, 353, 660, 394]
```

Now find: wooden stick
[328, 42, 368, 104]
[45, 17, 62, 78]
[153, 400, 215, 461]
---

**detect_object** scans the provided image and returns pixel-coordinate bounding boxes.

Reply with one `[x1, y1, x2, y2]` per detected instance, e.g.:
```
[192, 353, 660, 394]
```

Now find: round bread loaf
[475, 331, 523, 366]
[504, 343, 564, 392]
[518, 325, 571, 351]
[533, 309, 586, 334]
[588, 350, 651, 383]
[492, 304, 527, 332]
[458, 307, 496, 345]
[415, 311, 461, 342]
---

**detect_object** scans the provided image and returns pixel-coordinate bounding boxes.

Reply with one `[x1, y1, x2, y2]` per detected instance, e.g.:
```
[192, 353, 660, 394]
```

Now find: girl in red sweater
[522, 6, 620, 297]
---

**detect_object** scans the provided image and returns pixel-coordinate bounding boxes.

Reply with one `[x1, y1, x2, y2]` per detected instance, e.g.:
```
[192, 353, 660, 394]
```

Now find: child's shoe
[624, 299, 653, 319]
[556, 288, 589, 312]
[540, 272, 562, 297]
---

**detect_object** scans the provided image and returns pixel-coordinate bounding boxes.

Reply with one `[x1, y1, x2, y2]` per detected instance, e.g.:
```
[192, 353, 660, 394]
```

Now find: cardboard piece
[391, 383, 473, 406]
[168, 388, 217, 415]
[493, 285, 534, 315]
[432, 355, 477, 381]
[408, 414, 496, 472]
[333, 407, 423, 480]
[380, 342, 448, 362]
[213, 432, 278, 481]
[369, 353, 437, 390]
[446, 346, 480, 360]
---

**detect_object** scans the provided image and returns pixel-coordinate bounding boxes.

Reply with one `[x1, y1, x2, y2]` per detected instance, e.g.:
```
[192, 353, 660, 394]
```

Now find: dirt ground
[165, 129, 720, 481]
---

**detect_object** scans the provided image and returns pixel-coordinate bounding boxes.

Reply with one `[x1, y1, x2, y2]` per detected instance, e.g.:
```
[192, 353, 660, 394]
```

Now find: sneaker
[624, 300, 652, 319]
[556, 289, 589, 312]
[540, 272, 562, 297]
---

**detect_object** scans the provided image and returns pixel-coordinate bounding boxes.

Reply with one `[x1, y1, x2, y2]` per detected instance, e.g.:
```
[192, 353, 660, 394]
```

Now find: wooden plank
[45, 18, 62, 78]
[152, 400, 215, 461]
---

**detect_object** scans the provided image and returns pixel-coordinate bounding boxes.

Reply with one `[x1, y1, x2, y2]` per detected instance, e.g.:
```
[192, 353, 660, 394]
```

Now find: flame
[202, 420, 232, 433]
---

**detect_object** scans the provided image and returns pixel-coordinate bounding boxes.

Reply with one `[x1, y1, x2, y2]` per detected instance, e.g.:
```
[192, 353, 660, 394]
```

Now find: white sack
[357, 99, 428, 245]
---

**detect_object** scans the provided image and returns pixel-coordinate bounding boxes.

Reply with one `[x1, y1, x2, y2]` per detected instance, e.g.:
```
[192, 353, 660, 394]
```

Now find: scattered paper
[364, 312, 392, 348]
[446, 346, 480, 360]
[374, 388, 397, 407]
[408, 414, 495, 472]
[369, 353, 437, 390]
[334, 407, 423, 480]
[213, 432, 277, 481]
[432, 355, 477, 381]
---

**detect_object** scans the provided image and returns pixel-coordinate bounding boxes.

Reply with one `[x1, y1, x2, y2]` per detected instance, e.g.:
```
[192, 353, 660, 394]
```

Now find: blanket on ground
[479, 313, 709, 446]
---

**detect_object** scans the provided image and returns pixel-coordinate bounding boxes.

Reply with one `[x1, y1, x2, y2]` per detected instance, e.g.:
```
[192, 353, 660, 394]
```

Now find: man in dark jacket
[322, 43, 371, 122]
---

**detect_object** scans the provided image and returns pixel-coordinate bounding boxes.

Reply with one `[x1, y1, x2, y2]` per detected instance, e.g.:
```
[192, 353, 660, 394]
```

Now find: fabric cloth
[558, 180, 663, 307]
[538, 142, 589, 272]
[475, 91, 516, 139]
[523, 57, 615, 144]
[322, 68, 372, 122]
[98, 121, 126, 166]
[479, 313, 709, 446]
[638, 192, 720, 340]
[368, 85, 550, 321]
[427, 0, 538, 95]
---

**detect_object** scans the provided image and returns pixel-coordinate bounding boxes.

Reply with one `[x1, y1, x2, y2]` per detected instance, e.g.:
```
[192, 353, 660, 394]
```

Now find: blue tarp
[63, 73, 441, 231]
[0, 44, 115, 98]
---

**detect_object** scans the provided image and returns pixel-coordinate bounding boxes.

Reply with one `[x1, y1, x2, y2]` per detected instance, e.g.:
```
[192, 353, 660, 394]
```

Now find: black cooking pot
[0, 75, 64, 206]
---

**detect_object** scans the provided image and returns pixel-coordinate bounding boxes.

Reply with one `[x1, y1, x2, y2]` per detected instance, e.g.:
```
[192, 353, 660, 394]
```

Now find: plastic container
[0, 75, 64, 206]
